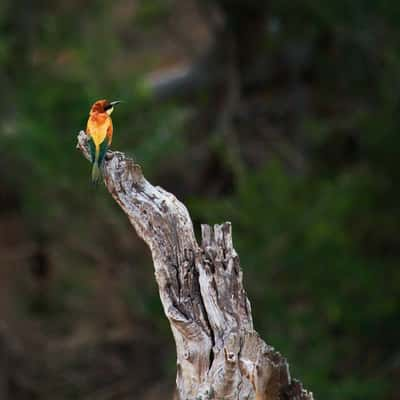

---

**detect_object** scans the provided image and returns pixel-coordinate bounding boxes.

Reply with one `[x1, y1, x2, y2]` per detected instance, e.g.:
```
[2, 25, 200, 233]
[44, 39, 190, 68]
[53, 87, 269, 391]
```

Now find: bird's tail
[91, 143, 102, 184]
[91, 162, 102, 184]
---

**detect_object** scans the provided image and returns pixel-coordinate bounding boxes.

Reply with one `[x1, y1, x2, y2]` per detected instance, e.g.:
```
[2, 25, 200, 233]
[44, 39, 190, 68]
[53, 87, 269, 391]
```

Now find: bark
[77, 131, 314, 400]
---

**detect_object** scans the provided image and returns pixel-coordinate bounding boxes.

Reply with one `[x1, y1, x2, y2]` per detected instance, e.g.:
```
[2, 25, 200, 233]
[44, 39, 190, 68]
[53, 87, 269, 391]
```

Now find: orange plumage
[85, 99, 121, 183]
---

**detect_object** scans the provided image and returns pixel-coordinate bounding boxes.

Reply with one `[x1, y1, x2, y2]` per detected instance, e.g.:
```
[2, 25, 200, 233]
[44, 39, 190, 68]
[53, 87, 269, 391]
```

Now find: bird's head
[90, 99, 122, 115]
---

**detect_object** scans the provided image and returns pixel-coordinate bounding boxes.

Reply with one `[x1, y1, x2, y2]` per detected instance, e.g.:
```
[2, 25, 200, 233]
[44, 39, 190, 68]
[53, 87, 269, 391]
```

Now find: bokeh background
[0, 0, 399, 399]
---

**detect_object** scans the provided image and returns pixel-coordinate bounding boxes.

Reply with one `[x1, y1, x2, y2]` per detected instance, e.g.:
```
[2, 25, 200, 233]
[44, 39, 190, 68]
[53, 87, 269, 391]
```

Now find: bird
[86, 99, 121, 183]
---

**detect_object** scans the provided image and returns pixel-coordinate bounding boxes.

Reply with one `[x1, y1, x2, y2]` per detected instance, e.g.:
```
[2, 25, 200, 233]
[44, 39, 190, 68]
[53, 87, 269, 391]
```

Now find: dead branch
[76, 131, 314, 400]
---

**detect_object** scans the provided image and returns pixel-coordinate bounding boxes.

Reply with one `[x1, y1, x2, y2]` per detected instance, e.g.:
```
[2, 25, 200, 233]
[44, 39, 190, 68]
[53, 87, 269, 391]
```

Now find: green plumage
[88, 137, 109, 184]
[88, 138, 96, 164]
[98, 139, 109, 166]
[91, 163, 101, 184]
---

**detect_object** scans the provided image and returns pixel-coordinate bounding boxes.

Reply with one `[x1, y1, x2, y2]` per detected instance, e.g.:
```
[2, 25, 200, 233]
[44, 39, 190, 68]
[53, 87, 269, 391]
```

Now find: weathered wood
[77, 131, 314, 400]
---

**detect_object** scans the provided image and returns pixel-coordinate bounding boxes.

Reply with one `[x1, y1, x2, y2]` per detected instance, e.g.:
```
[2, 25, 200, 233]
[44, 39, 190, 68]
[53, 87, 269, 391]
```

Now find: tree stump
[77, 131, 314, 400]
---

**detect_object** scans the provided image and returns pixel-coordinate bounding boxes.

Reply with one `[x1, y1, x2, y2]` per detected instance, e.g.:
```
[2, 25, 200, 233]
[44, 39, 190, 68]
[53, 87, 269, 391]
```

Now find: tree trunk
[77, 131, 314, 400]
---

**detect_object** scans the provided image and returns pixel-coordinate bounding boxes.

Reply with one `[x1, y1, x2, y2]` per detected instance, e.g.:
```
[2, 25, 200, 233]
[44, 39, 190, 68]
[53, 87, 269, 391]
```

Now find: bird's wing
[98, 138, 109, 168]
[88, 137, 96, 163]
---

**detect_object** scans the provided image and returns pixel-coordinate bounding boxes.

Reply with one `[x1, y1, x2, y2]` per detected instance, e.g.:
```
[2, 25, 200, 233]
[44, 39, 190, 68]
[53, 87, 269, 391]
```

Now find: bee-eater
[86, 99, 121, 183]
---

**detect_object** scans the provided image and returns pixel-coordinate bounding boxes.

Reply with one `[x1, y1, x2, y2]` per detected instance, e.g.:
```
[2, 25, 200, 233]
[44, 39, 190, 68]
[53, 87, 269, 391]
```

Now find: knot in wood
[227, 352, 236, 363]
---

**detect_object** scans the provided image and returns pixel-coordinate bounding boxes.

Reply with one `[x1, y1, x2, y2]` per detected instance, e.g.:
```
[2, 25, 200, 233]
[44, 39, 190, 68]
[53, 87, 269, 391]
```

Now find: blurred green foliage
[191, 162, 398, 398]
[0, 0, 399, 399]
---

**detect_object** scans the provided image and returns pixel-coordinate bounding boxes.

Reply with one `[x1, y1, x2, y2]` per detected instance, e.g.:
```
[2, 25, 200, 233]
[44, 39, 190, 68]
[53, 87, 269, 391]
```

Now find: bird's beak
[110, 101, 122, 106]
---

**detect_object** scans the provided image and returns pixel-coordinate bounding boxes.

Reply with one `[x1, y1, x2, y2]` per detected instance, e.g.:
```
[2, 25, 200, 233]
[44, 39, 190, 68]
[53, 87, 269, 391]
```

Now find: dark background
[0, 1, 399, 399]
